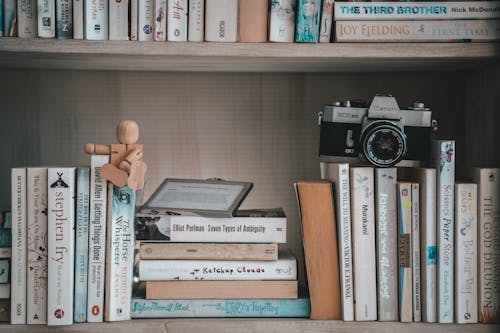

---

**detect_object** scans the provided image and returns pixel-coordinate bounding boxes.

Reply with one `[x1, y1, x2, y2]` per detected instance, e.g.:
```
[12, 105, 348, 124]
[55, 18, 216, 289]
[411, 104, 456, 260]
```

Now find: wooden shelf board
[0, 39, 498, 72]
[0, 319, 497, 333]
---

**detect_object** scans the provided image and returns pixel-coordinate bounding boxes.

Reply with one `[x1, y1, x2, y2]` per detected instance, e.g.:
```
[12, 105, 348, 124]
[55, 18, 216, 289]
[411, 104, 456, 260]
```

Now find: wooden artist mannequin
[85, 120, 147, 190]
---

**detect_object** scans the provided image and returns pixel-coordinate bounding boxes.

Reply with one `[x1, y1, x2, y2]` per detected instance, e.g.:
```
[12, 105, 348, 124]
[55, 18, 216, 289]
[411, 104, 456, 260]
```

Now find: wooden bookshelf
[0, 39, 498, 72]
[0, 319, 497, 333]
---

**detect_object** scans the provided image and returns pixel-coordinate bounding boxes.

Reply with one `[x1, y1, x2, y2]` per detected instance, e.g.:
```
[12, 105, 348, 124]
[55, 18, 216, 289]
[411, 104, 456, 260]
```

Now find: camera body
[319, 95, 436, 167]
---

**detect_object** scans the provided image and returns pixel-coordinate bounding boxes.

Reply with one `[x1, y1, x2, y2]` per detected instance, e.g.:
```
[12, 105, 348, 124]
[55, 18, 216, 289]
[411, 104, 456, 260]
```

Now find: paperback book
[37, 0, 55, 38]
[295, 0, 321, 42]
[85, 0, 108, 40]
[167, 0, 187, 41]
[398, 182, 413, 323]
[56, 0, 72, 38]
[17, 0, 37, 38]
[269, 0, 297, 43]
[109, 0, 128, 40]
[188, 0, 204, 42]
[205, 0, 238, 42]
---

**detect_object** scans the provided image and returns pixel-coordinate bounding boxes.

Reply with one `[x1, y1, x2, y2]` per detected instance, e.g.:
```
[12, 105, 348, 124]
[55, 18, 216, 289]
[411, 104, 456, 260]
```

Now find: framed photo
[142, 178, 253, 217]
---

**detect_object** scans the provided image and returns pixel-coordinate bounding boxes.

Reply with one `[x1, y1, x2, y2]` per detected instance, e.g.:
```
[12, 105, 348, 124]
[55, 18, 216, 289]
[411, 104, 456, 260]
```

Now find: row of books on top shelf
[132, 204, 309, 318]
[0, 211, 12, 322]
[1, 1, 499, 43]
[10, 155, 138, 325]
[296, 139, 500, 323]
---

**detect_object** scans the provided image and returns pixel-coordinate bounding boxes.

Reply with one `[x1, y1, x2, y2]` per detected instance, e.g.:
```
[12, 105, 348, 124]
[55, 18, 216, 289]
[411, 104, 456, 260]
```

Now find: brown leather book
[295, 180, 342, 319]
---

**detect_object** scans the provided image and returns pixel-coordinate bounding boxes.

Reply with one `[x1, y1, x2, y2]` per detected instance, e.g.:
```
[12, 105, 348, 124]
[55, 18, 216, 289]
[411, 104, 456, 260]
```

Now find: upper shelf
[0, 38, 498, 72]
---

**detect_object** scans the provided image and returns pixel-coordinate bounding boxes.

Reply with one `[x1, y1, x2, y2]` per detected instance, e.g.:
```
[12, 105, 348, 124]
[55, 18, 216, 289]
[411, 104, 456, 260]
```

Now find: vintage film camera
[318, 95, 437, 167]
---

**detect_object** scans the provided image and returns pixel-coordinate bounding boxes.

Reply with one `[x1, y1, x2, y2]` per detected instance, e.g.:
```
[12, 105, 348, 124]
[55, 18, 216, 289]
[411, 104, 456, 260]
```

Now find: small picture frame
[142, 178, 253, 217]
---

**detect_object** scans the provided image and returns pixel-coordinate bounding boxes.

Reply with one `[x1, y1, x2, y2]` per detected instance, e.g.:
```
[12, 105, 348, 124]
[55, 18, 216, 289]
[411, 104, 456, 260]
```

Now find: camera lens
[361, 121, 407, 167]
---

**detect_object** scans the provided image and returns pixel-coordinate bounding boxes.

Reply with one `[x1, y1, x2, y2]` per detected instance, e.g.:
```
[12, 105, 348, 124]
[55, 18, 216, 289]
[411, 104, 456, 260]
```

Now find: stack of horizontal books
[131, 179, 310, 318]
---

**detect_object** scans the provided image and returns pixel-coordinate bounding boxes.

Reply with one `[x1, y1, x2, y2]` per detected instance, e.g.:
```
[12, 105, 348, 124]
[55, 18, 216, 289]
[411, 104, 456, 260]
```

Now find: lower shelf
[0, 319, 496, 333]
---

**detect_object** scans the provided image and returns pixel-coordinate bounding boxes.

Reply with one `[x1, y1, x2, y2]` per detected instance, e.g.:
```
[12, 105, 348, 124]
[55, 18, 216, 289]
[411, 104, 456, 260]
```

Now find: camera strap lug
[317, 111, 323, 126]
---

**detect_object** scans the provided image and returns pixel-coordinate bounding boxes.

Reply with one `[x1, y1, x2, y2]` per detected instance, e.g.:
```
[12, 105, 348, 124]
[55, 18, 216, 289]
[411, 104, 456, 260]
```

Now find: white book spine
[335, 20, 500, 42]
[130, 0, 138, 40]
[85, 0, 108, 40]
[109, 0, 129, 40]
[204, 0, 238, 42]
[47, 167, 76, 326]
[73, 0, 84, 38]
[334, 1, 500, 20]
[350, 167, 377, 321]
[17, 0, 37, 37]
[269, 0, 296, 42]
[319, 0, 333, 43]
[138, 0, 154, 41]
[104, 185, 136, 321]
[87, 155, 109, 322]
[154, 0, 166, 41]
[26, 167, 48, 325]
[37, 0, 56, 38]
[56, 0, 73, 39]
[11, 168, 27, 325]
[188, 0, 204, 41]
[419, 169, 437, 323]
[320, 162, 354, 321]
[412, 183, 421, 322]
[454, 183, 478, 324]
[431, 140, 455, 323]
[167, 0, 187, 41]
[398, 182, 413, 323]
[139, 256, 297, 281]
[375, 168, 398, 321]
[474, 168, 500, 323]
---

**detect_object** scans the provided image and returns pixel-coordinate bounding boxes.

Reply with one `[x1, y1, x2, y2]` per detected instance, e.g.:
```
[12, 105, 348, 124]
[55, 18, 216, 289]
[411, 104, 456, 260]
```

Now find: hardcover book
[73, 0, 84, 39]
[430, 140, 455, 323]
[334, 1, 500, 20]
[320, 162, 354, 321]
[295, 180, 342, 320]
[135, 208, 286, 243]
[87, 155, 109, 322]
[398, 182, 413, 323]
[139, 251, 297, 281]
[105, 185, 136, 321]
[11, 168, 27, 324]
[205, 0, 238, 42]
[350, 167, 377, 321]
[109, 0, 129, 40]
[154, 0, 166, 41]
[74, 167, 90, 323]
[454, 183, 478, 324]
[146, 280, 298, 300]
[47, 167, 76, 326]
[17, 0, 37, 38]
[319, 0, 334, 43]
[335, 20, 500, 42]
[472, 168, 500, 323]
[188, 0, 204, 42]
[295, 0, 321, 42]
[139, 242, 279, 261]
[26, 167, 48, 325]
[238, 0, 268, 42]
[375, 168, 398, 321]
[56, 0, 72, 38]
[85, 0, 108, 40]
[269, 0, 297, 43]
[131, 298, 311, 318]
[398, 167, 437, 322]
[138, 0, 154, 41]
[167, 0, 188, 41]
[37, 0, 55, 38]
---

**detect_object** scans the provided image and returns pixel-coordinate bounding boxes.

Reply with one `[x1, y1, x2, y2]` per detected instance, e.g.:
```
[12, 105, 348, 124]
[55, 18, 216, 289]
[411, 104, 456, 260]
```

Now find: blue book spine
[3, 0, 15, 36]
[0, 0, 4, 36]
[0, 229, 11, 247]
[295, 0, 322, 42]
[131, 298, 311, 318]
[74, 168, 90, 323]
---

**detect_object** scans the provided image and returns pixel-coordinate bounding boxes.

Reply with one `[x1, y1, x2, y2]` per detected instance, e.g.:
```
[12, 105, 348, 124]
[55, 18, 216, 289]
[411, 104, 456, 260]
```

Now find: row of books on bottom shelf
[295, 140, 500, 323]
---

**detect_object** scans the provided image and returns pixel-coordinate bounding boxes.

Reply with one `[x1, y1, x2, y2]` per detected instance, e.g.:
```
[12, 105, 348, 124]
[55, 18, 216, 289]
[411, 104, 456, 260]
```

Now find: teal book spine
[3, 0, 16, 36]
[131, 298, 311, 318]
[295, 0, 322, 42]
[0, 229, 11, 247]
[74, 168, 90, 323]
[0, 0, 4, 36]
